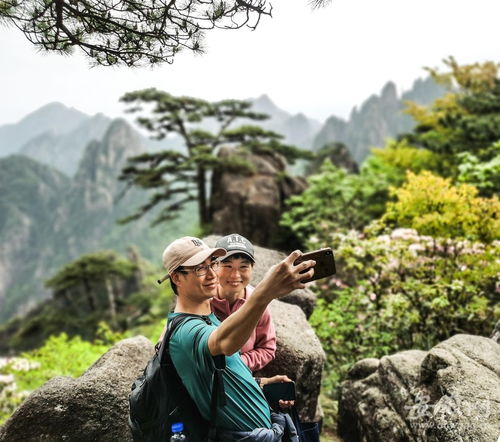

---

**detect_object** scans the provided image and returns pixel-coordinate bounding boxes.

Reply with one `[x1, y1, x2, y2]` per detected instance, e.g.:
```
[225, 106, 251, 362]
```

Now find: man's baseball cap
[215, 234, 255, 262]
[157, 236, 226, 284]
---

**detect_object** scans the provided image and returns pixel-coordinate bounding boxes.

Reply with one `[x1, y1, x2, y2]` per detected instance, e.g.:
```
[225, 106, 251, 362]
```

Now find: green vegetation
[2, 59, 500, 435]
[382, 171, 500, 243]
[0, 249, 175, 425]
[309, 230, 499, 395]
[281, 59, 500, 430]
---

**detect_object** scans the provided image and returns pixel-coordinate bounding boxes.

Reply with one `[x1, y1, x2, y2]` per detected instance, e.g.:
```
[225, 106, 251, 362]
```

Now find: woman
[211, 233, 277, 372]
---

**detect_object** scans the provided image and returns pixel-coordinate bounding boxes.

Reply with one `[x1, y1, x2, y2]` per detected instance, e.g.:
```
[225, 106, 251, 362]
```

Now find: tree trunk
[105, 277, 117, 325]
[197, 166, 208, 226]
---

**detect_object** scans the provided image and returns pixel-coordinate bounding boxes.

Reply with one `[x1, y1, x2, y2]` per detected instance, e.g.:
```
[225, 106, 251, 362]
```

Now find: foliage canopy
[0, 0, 272, 66]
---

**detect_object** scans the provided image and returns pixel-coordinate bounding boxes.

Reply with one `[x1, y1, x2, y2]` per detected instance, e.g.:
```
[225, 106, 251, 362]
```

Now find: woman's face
[217, 256, 253, 296]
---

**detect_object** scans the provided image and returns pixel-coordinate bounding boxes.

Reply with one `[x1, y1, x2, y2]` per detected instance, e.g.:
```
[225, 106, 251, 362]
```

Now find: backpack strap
[161, 314, 227, 441]
[208, 354, 226, 442]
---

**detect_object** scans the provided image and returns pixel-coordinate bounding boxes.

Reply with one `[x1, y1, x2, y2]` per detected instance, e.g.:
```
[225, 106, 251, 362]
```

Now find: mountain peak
[251, 94, 290, 122]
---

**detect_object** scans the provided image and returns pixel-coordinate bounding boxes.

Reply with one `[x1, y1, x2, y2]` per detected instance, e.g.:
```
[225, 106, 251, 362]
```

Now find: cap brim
[218, 249, 255, 262]
[182, 247, 226, 266]
[157, 274, 169, 285]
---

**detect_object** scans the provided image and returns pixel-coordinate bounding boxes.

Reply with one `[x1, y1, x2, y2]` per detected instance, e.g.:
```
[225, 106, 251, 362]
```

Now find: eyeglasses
[178, 261, 220, 277]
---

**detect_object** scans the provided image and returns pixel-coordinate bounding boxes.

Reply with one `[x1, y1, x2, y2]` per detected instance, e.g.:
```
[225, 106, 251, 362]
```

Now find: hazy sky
[1, 0, 500, 126]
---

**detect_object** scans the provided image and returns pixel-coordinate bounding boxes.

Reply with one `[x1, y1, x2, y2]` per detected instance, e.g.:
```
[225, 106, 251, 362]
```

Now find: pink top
[210, 285, 276, 372]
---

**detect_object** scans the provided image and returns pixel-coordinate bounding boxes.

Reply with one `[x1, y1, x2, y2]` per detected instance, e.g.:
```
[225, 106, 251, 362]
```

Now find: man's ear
[171, 272, 183, 286]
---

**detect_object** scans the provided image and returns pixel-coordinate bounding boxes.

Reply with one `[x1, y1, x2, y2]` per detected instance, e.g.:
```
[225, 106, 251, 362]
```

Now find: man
[159, 236, 315, 440]
[211, 233, 276, 372]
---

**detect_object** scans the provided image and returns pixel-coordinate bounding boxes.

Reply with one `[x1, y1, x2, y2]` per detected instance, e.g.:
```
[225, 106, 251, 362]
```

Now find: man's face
[175, 257, 219, 300]
[217, 256, 253, 295]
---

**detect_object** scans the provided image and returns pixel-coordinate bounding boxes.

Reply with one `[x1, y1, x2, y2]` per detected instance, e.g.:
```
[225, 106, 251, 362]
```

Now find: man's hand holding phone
[293, 247, 336, 283]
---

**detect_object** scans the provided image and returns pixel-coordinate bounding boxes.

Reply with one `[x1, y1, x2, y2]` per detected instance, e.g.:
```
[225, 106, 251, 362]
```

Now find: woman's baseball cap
[157, 236, 226, 284]
[215, 233, 255, 262]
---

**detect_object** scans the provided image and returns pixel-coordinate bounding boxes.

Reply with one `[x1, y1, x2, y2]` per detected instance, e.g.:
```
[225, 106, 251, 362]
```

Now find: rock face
[0, 336, 154, 442]
[257, 300, 326, 422]
[0, 118, 193, 326]
[210, 147, 307, 248]
[339, 333, 500, 442]
[203, 235, 317, 318]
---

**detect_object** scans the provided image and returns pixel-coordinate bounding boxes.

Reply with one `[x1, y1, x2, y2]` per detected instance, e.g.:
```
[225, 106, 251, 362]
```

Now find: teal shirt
[168, 312, 272, 432]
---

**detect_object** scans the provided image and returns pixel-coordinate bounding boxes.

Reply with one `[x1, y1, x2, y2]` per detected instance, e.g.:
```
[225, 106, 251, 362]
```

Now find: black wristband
[254, 377, 261, 387]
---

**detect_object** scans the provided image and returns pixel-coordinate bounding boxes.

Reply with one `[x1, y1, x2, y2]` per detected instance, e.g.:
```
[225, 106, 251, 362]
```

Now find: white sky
[1, 0, 500, 126]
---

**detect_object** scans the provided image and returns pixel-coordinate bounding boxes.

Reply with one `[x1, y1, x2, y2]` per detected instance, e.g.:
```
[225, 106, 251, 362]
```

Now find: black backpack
[128, 314, 226, 442]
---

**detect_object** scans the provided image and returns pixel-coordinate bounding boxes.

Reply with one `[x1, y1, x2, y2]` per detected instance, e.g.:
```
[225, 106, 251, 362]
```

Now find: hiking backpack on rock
[128, 314, 226, 442]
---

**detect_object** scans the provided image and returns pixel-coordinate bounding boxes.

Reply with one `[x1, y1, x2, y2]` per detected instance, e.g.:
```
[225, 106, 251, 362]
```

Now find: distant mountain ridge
[313, 77, 446, 163]
[0, 102, 88, 157]
[1, 96, 321, 176]
[0, 119, 197, 323]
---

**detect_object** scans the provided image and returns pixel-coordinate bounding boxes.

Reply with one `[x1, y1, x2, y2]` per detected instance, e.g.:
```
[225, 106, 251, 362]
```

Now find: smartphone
[294, 247, 336, 283]
[263, 381, 296, 403]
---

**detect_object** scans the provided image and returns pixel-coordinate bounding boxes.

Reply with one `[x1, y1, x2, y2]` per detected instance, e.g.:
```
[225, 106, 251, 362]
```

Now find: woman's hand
[260, 375, 295, 409]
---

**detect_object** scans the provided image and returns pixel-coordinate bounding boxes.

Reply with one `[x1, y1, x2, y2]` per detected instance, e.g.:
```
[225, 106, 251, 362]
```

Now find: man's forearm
[208, 290, 270, 356]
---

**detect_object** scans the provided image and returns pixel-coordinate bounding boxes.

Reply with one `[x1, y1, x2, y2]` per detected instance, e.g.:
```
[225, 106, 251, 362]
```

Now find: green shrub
[309, 229, 499, 398]
[281, 160, 393, 245]
[0, 323, 125, 425]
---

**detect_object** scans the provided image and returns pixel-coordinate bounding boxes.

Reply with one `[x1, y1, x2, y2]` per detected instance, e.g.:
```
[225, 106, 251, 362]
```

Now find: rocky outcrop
[0, 307, 325, 437]
[210, 147, 307, 248]
[203, 235, 317, 318]
[0, 336, 153, 442]
[338, 333, 500, 441]
[257, 300, 326, 422]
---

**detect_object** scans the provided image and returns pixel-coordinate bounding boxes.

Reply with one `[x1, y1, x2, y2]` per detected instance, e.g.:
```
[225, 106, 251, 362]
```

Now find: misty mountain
[313, 76, 446, 163]
[250, 94, 321, 149]
[20, 113, 112, 176]
[0, 102, 88, 157]
[0, 119, 197, 323]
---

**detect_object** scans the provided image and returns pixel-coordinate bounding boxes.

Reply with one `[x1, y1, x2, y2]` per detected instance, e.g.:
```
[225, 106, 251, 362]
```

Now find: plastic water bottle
[170, 422, 187, 441]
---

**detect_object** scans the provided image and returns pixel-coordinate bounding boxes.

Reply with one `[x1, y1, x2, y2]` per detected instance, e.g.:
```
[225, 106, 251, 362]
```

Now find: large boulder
[204, 235, 317, 318]
[257, 300, 326, 422]
[339, 333, 500, 441]
[209, 146, 306, 248]
[0, 336, 153, 442]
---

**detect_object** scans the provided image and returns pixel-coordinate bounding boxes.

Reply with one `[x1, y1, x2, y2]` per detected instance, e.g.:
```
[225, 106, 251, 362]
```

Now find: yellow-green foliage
[372, 139, 443, 175]
[382, 171, 500, 242]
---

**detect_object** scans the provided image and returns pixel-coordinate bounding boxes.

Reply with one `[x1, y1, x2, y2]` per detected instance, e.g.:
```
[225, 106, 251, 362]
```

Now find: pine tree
[119, 89, 312, 227]
[1, 0, 272, 66]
